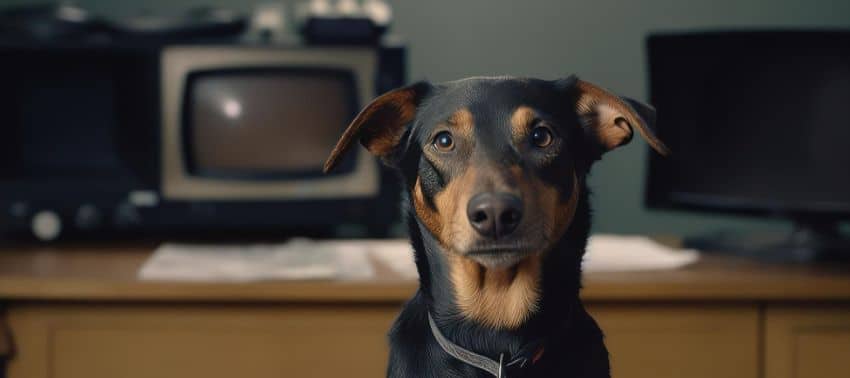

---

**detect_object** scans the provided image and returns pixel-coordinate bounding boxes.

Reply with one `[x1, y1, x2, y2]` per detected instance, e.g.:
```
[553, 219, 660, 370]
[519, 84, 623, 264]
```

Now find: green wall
[389, 0, 850, 235]
[4, 0, 849, 235]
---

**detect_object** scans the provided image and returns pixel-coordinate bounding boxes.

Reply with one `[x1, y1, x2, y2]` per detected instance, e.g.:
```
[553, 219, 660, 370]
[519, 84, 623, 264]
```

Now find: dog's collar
[427, 313, 545, 377]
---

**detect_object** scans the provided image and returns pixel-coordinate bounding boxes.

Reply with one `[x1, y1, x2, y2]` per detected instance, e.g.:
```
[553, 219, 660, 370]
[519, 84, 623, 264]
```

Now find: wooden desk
[1, 245, 849, 378]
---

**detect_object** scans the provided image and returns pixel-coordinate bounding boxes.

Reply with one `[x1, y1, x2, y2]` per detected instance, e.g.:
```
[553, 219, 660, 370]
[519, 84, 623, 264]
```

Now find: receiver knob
[75, 204, 101, 230]
[32, 210, 62, 241]
[114, 203, 141, 227]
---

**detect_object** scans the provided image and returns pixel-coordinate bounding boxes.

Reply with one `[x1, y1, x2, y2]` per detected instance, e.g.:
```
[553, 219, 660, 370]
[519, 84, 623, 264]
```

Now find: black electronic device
[0, 37, 406, 241]
[646, 30, 850, 261]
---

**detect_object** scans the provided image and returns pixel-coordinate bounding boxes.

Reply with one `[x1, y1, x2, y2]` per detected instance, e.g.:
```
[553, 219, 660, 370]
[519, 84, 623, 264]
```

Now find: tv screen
[184, 69, 358, 178]
[647, 31, 850, 215]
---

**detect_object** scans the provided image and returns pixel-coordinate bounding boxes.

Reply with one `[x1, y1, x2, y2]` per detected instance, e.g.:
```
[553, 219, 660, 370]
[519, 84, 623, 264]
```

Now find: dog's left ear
[324, 82, 432, 173]
[561, 76, 669, 156]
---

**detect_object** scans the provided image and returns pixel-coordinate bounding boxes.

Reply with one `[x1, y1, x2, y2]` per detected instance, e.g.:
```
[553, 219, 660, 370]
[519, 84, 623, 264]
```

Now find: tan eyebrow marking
[445, 107, 474, 137]
[510, 105, 536, 142]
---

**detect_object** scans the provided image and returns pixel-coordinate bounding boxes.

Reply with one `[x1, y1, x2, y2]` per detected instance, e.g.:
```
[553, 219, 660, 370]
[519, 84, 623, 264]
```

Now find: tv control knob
[75, 204, 101, 230]
[115, 203, 141, 227]
[31, 210, 62, 241]
[9, 202, 28, 217]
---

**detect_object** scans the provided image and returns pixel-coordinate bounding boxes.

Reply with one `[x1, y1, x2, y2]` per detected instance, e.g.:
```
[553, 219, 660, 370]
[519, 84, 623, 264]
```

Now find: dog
[324, 75, 668, 377]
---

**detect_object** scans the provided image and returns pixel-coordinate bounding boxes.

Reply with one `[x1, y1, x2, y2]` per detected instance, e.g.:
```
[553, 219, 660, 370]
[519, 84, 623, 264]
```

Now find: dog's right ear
[323, 82, 432, 173]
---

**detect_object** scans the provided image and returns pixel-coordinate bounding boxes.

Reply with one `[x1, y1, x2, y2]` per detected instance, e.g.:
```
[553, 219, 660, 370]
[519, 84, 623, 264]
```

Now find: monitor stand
[684, 219, 850, 263]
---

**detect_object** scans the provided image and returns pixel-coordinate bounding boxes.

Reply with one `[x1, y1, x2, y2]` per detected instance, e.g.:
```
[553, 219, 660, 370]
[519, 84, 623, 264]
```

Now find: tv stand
[685, 219, 850, 263]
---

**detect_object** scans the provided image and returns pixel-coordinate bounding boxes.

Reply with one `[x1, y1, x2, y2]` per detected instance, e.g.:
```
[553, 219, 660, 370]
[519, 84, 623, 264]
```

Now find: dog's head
[325, 76, 667, 328]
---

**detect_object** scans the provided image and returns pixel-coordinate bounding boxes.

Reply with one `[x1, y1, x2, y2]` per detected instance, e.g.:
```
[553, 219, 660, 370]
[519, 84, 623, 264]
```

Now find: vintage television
[0, 40, 406, 240]
[645, 30, 850, 261]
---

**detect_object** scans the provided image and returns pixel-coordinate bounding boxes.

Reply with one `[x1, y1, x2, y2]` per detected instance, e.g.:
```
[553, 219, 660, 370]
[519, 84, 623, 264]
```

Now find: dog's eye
[433, 131, 454, 151]
[530, 126, 554, 148]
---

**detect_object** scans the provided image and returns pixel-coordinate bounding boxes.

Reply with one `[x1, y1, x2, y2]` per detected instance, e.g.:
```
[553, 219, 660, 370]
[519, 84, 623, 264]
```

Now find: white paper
[367, 239, 418, 279]
[367, 235, 699, 278]
[583, 234, 700, 272]
[138, 238, 375, 282]
[372, 234, 699, 279]
[138, 235, 698, 282]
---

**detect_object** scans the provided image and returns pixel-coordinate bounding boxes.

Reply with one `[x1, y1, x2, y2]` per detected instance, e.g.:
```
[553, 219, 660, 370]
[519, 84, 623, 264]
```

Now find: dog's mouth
[464, 244, 537, 270]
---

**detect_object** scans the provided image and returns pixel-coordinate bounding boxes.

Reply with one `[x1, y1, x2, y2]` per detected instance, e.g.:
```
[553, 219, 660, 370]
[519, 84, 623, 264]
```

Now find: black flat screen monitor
[646, 31, 850, 220]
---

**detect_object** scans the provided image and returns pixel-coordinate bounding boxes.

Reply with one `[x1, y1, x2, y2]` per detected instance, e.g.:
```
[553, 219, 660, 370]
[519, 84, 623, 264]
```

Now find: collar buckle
[506, 356, 529, 369]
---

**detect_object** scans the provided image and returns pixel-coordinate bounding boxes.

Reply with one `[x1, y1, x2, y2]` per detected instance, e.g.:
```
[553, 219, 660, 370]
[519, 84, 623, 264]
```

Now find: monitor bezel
[161, 46, 380, 201]
[181, 66, 359, 180]
[644, 30, 850, 219]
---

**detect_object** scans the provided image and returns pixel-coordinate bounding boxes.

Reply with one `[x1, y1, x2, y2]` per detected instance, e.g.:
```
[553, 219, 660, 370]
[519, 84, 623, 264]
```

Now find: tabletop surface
[0, 242, 849, 303]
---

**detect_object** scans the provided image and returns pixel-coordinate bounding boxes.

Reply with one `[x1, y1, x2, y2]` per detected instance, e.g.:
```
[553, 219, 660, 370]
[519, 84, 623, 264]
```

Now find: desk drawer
[2, 303, 768, 378]
[7, 303, 399, 378]
[589, 304, 759, 378]
[764, 305, 850, 378]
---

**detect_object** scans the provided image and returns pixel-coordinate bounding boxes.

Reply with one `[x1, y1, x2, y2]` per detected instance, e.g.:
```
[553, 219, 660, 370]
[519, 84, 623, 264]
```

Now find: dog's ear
[561, 76, 669, 156]
[324, 82, 432, 173]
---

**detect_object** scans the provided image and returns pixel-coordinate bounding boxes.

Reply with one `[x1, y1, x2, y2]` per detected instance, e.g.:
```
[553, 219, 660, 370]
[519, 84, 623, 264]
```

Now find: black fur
[326, 76, 662, 377]
[389, 190, 609, 377]
[386, 77, 611, 377]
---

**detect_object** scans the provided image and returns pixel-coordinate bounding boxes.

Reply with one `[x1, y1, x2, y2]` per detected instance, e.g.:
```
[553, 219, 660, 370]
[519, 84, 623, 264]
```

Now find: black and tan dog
[324, 76, 667, 377]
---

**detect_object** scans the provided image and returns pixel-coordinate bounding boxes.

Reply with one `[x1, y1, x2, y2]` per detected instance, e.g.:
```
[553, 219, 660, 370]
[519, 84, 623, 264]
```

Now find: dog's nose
[467, 192, 523, 239]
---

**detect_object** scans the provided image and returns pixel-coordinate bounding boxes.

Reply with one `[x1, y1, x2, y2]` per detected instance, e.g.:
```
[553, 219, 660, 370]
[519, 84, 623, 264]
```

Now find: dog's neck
[404, 190, 591, 360]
